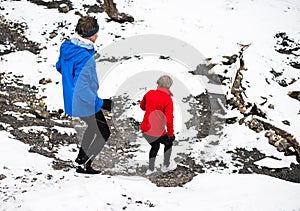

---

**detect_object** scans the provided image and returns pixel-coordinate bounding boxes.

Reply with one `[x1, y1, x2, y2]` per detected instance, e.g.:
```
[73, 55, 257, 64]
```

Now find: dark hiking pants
[80, 110, 110, 161]
[143, 133, 173, 171]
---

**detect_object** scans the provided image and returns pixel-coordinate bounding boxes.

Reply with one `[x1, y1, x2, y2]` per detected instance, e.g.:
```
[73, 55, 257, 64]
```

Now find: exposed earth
[1, 0, 300, 188]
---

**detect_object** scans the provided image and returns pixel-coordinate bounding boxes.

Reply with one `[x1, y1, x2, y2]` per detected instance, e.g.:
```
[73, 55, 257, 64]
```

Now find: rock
[0, 174, 6, 180]
[0, 17, 40, 55]
[265, 131, 273, 138]
[39, 78, 52, 85]
[58, 3, 70, 13]
[225, 116, 238, 124]
[46, 174, 53, 180]
[296, 156, 300, 163]
[39, 101, 45, 107]
[248, 118, 264, 133]
[288, 91, 300, 101]
[269, 134, 279, 145]
[268, 104, 274, 109]
[0, 97, 8, 104]
[34, 109, 49, 119]
[248, 104, 266, 118]
[84, 4, 104, 14]
[222, 54, 238, 65]
[49, 32, 58, 39]
[277, 138, 290, 152]
[282, 120, 290, 126]
[290, 62, 300, 69]
[275, 140, 283, 151]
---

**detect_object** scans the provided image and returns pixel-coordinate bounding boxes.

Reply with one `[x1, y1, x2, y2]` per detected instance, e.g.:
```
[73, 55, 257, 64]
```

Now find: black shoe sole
[76, 166, 101, 174]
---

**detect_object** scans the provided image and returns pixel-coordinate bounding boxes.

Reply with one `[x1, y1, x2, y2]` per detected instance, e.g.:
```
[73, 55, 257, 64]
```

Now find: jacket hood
[60, 39, 95, 61]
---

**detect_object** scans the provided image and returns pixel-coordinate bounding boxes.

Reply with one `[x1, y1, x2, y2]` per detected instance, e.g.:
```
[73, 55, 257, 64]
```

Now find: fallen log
[254, 117, 300, 163]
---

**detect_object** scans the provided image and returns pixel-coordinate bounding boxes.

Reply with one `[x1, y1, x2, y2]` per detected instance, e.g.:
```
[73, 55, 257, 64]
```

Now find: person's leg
[75, 115, 97, 164]
[149, 141, 160, 171]
[85, 110, 110, 162]
[76, 110, 111, 174]
[143, 134, 160, 171]
[161, 134, 173, 167]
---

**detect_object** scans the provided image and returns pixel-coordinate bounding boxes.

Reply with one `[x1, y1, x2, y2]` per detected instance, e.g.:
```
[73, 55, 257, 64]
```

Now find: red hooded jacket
[140, 86, 174, 137]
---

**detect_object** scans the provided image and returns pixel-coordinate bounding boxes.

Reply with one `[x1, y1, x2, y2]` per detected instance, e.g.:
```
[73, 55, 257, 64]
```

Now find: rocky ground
[1, 69, 300, 186]
[1, 0, 300, 188]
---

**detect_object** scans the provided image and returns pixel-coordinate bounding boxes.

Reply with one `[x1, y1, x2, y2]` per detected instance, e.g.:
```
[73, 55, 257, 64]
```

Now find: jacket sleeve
[55, 56, 62, 74]
[165, 98, 174, 137]
[140, 94, 146, 111]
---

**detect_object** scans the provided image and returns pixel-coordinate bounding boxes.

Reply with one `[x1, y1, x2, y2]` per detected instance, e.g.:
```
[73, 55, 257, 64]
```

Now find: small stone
[39, 101, 45, 107]
[49, 32, 58, 39]
[58, 4, 70, 13]
[46, 174, 53, 180]
[0, 97, 8, 104]
[265, 131, 273, 138]
[277, 139, 288, 152]
[34, 109, 49, 119]
[47, 143, 53, 150]
[0, 174, 6, 180]
[288, 91, 300, 101]
[282, 120, 290, 126]
[39, 78, 52, 85]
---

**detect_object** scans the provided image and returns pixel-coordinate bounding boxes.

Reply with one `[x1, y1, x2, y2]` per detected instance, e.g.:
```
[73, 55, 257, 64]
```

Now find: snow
[52, 126, 76, 136]
[17, 174, 300, 211]
[0, 131, 51, 170]
[1, 130, 300, 210]
[1, 0, 300, 210]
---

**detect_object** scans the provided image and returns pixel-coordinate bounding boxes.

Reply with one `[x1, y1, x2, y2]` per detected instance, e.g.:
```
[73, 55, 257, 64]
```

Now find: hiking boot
[161, 163, 177, 173]
[145, 168, 157, 176]
[76, 165, 101, 174]
[76, 160, 101, 174]
[75, 148, 89, 165]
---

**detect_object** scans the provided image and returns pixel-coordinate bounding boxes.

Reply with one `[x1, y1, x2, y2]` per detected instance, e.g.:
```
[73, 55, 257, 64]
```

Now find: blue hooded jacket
[56, 38, 103, 117]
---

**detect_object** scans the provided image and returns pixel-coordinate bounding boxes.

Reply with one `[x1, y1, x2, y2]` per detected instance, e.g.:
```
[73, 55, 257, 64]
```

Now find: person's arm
[165, 98, 174, 137]
[55, 56, 62, 74]
[140, 94, 146, 111]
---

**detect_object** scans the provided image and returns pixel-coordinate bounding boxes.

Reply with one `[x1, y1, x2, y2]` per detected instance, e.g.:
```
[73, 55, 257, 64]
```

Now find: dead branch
[103, 0, 134, 23]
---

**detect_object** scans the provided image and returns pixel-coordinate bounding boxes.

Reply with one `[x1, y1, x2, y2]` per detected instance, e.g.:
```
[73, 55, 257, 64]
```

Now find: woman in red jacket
[140, 75, 177, 175]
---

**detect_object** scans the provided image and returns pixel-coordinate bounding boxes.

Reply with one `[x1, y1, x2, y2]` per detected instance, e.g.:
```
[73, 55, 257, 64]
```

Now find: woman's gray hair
[157, 75, 173, 88]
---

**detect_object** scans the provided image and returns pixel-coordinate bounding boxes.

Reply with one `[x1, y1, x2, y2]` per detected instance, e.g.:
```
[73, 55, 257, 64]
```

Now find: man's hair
[157, 75, 173, 88]
[75, 16, 99, 38]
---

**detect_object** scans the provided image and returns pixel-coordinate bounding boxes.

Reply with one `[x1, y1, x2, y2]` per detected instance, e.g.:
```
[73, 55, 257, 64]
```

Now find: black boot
[76, 160, 101, 174]
[75, 147, 89, 165]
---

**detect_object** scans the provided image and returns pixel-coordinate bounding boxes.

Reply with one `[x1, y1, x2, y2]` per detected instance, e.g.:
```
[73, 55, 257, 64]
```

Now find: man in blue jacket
[56, 16, 112, 174]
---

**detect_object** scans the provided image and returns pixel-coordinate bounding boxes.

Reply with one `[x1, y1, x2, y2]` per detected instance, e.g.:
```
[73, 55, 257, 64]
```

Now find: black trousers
[80, 110, 110, 161]
[143, 133, 173, 170]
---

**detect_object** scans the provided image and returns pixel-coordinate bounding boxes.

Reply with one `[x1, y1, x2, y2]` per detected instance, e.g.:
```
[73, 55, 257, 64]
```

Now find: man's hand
[102, 99, 114, 112]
